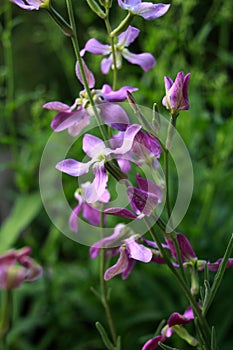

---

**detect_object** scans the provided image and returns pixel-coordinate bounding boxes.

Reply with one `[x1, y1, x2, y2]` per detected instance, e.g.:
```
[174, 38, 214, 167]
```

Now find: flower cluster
[9, 0, 233, 349]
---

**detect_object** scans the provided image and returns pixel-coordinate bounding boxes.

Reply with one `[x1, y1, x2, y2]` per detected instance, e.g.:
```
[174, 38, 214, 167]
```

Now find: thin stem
[65, 0, 108, 141]
[163, 115, 187, 283]
[104, 15, 118, 90]
[0, 289, 13, 349]
[99, 212, 117, 346]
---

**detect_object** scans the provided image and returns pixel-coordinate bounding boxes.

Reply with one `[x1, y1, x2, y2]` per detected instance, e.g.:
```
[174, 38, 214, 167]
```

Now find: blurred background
[0, 0, 233, 349]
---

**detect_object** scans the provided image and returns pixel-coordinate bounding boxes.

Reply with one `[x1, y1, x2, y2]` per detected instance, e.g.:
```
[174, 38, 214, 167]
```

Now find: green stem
[164, 149, 172, 222]
[0, 289, 13, 349]
[65, 0, 108, 141]
[146, 221, 211, 350]
[99, 212, 117, 346]
[104, 15, 117, 90]
[163, 115, 187, 284]
[110, 12, 134, 37]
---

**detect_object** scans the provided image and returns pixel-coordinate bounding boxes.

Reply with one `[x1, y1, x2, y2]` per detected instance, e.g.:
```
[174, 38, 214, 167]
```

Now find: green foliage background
[0, 0, 233, 349]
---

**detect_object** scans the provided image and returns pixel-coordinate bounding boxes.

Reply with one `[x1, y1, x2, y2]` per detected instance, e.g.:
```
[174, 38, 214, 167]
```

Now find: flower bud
[162, 72, 190, 117]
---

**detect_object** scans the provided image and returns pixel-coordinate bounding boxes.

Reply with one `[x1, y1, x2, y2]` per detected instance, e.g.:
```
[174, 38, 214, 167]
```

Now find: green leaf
[0, 192, 42, 252]
[203, 233, 233, 315]
[95, 321, 115, 350]
[211, 327, 217, 350]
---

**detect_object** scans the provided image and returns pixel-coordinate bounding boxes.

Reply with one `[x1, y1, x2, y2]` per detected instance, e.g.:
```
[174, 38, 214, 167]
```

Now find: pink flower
[142, 306, 197, 349]
[90, 224, 153, 280]
[43, 60, 137, 136]
[81, 26, 155, 74]
[0, 247, 42, 290]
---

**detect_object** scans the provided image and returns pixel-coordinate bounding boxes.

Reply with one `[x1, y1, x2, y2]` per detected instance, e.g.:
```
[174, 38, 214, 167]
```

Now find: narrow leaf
[211, 326, 217, 350]
[203, 234, 233, 314]
[95, 321, 115, 350]
[0, 192, 42, 252]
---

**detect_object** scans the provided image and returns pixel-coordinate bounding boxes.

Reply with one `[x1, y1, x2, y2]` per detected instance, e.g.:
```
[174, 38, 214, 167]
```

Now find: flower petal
[51, 108, 87, 132]
[121, 258, 135, 279]
[125, 239, 152, 262]
[122, 49, 156, 71]
[118, 26, 140, 46]
[90, 224, 126, 259]
[104, 248, 129, 280]
[10, 0, 40, 10]
[132, 3, 170, 20]
[83, 134, 106, 158]
[84, 163, 108, 203]
[114, 124, 142, 154]
[142, 335, 164, 350]
[75, 59, 95, 88]
[68, 113, 90, 136]
[43, 101, 71, 111]
[69, 201, 83, 233]
[82, 38, 111, 55]
[101, 56, 113, 74]
[104, 207, 137, 219]
[99, 103, 129, 131]
[82, 203, 101, 225]
[136, 174, 162, 201]
[166, 233, 197, 262]
[102, 84, 138, 102]
[127, 186, 161, 216]
[56, 159, 93, 176]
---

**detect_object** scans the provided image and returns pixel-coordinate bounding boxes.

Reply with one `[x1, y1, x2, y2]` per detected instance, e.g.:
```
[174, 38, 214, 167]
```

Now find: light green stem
[104, 15, 118, 90]
[99, 211, 117, 346]
[66, 0, 108, 141]
[0, 289, 13, 350]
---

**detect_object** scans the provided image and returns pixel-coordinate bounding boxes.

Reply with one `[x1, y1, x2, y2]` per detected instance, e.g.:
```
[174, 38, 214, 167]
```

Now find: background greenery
[0, 0, 233, 349]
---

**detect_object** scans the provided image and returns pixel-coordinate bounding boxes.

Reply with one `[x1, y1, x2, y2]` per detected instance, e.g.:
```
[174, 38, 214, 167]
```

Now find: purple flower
[10, 0, 49, 10]
[90, 224, 153, 280]
[162, 71, 191, 115]
[105, 173, 162, 218]
[118, 1, 170, 20]
[110, 128, 162, 172]
[0, 247, 42, 290]
[69, 183, 110, 233]
[43, 60, 137, 136]
[81, 26, 155, 74]
[56, 124, 141, 203]
[127, 173, 162, 216]
[166, 233, 233, 272]
[142, 306, 197, 349]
